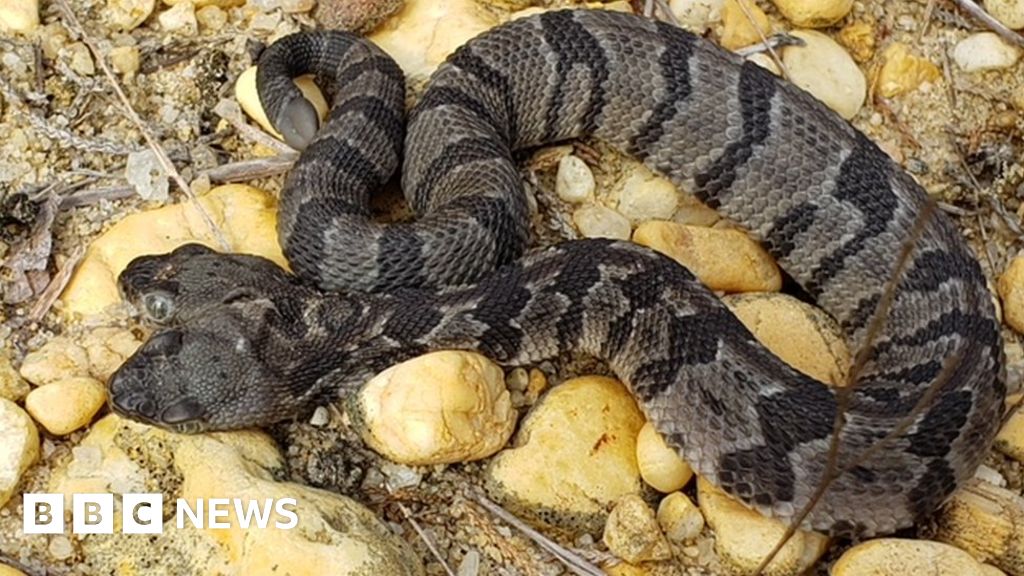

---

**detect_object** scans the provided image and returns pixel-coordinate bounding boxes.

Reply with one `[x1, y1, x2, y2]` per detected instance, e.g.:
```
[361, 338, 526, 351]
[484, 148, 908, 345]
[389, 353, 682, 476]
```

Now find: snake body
[109, 9, 1006, 537]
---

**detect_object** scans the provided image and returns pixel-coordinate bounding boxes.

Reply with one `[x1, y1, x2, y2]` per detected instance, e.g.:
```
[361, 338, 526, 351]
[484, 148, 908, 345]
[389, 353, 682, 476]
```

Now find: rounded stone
[874, 42, 941, 98]
[720, 0, 772, 50]
[573, 204, 632, 240]
[657, 492, 705, 542]
[782, 30, 866, 120]
[834, 538, 1005, 576]
[997, 254, 1024, 334]
[953, 33, 1022, 72]
[19, 337, 90, 386]
[555, 155, 596, 204]
[636, 421, 693, 493]
[772, 0, 852, 28]
[985, 0, 1024, 29]
[353, 351, 516, 465]
[0, 0, 39, 33]
[25, 377, 108, 436]
[0, 398, 40, 508]
[934, 481, 1024, 576]
[603, 494, 672, 564]
[616, 167, 679, 223]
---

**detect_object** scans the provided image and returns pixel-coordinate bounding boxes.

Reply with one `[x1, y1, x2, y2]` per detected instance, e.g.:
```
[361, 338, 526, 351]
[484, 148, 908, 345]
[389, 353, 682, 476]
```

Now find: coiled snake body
[109, 9, 1006, 537]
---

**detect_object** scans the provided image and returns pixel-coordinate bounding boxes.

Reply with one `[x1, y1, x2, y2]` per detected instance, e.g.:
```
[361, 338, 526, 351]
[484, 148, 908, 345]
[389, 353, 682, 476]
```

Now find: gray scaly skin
[108, 10, 1006, 537]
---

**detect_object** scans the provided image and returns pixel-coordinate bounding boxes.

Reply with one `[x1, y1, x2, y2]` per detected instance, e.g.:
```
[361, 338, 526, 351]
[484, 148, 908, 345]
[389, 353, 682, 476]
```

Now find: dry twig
[953, 0, 1024, 48]
[53, 0, 230, 251]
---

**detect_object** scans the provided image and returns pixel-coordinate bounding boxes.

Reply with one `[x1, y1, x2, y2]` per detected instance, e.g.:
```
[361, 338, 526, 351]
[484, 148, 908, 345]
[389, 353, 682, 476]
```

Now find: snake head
[118, 244, 302, 325]
[108, 292, 322, 432]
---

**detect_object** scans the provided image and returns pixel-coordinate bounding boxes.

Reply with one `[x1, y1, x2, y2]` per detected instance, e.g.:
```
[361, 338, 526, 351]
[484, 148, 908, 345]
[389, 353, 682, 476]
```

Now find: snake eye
[142, 291, 176, 323]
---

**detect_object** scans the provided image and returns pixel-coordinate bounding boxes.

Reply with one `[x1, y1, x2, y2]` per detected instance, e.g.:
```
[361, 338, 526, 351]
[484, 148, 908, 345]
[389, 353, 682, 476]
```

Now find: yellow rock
[0, 399, 40, 508]
[25, 377, 108, 436]
[108, 0, 156, 30]
[109, 45, 141, 77]
[995, 399, 1024, 462]
[723, 293, 850, 385]
[633, 220, 782, 293]
[603, 494, 672, 563]
[486, 376, 645, 533]
[720, 0, 772, 51]
[636, 421, 693, 493]
[698, 477, 828, 576]
[985, 0, 1024, 30]
[772, 0, 852, 28]
[0, 0, 39, 33]
[616, 167, 679, 223]
[782, 30, 866, 120]
[934, 481, 1024, 576]
[837, 21, 876, 63]
[834, 538, 1004, 576]
[19, 337, 90, 386]
[49, 415, 424, 575]
[353, 351, 516, 465]
[0, 353, 30, 402]
[82, 327, 144, 382]
[0, 565, 28, 576]
[874, 43, 941, 98]
[657, 491, 705, 542]
[998, 254, 1024, 334]
[61, 185, 286, 317]
[235, 66, 329, 143]
[370, 0, 498, 82]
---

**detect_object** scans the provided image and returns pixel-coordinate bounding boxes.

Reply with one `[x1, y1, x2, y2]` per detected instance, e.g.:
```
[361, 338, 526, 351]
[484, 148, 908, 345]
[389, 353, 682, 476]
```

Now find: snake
[107, 9, 1007, 537]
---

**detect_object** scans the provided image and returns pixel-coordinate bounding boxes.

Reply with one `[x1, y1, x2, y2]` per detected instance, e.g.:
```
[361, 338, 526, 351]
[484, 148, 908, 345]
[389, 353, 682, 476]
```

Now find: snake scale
[108, 9, 1006, 537]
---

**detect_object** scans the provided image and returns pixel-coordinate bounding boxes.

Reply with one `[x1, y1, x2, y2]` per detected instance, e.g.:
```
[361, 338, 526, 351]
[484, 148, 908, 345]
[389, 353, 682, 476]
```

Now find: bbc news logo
[24, 494, 299, 534]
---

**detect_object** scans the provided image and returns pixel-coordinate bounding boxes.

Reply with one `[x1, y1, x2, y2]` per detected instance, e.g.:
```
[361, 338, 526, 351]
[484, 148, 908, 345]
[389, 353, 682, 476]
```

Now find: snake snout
[109, 387, 158, 421]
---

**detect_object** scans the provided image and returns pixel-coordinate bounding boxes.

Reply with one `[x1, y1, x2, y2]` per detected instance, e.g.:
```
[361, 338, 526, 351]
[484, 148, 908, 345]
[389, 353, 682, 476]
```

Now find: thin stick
[391, 497, 456, 576]
[29, 244, 85, 321]
[53, 0, 230, 251]
[212, 98, 294, 155]
[203, 155, 297, 183]
[733, 0, 793, 81]
[471, 492, 605, 576]
[953, 0, 1024, 48]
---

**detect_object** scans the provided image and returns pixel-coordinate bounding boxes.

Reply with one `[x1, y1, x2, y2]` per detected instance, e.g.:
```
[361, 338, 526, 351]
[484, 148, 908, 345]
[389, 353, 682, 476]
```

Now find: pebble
[616, 166, 679, 223]
[633, 221, 782, 293]
[20, 337, 90, 386]
[555, 155, 595, 203]
[782, 30, 866, 120]
[0, 0, 39, 33]
[837, 21, 876, 63]
[603, 494, 672, 563]
[573, 204, 632, 240]
[236, 66, 329, 143]
[720, 0, 772, 51]
[82, 327, 143, 382]
[25, 377, 108, 436]
[875, 42, 941, 98]
[953, 33, 1023, 72]
[998, 254, 1024, 334]
[67, 43, 96, 76]
[673, 193, 721, 227]
[353, 351, 516, 465]
[657, 492, 705, 542]
[994, 400, 1024, 461]
[772, 0, 852, 28]
[126, 149, 169, 201]
[108, 46, 141, 77]
[157, 1, 198, 35]
[934, 481, 1024, 576]
[723, 293, 850, 385]
[485, 376, 645, 533]
[0, 565, 29, 576]
[0, 353, 30, 402]
[986, 0, 1024, 29]
[698, 477, 829, 576]
[107, 0, 156, 31]
[48, 415, 425, 574]
[62, 184, 286, 317]
[667, 0, 724, 33]
[833, 538, 1005, 576]
[636, 421, 693, 493]
[0, 399, 39, 507]
[195, 5, 228, 31]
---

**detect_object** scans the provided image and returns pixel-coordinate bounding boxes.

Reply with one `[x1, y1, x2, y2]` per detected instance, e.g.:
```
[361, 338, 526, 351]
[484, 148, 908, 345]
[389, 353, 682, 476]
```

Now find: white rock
[616, 167, 679, 223]
[834, 538, 1006, 576]
[667, 0, 724, 33]
[603, 494, 672, 563]
[657, 492, 705, 542]
[772, 0, 852, 28]
[158, 1, 198, 35]
[19, 337, 90, 386]
[986, 0, 1024, 29]
[354, 351, 516, 465]
[573, 204, 632, 240]
[782, 30, 866, 120]
[953, 32, 1022, 72]
[0, 0, 39, 33]
[0, 354, 29, 402]
[108, 0, 155, 31]
[0, 398, 40, 507]
[555, 155, 595, 203]
[126, 149, 169, 201]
